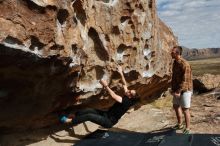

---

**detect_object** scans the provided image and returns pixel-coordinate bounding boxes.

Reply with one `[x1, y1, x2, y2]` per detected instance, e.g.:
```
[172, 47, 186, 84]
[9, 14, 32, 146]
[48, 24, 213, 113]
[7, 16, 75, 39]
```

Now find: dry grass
[189, 57, 220, 76]
[151, 95, 173, 109]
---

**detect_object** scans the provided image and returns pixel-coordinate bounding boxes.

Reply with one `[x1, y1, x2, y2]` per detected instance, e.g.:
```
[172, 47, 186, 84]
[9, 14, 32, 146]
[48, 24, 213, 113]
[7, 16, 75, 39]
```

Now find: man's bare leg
[182, 108, 190, 130]
[173, 104, 183, 125]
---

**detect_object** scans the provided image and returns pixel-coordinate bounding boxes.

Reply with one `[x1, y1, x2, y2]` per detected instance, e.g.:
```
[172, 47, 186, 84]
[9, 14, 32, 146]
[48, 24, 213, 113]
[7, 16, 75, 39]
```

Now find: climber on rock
[59, 66, 140, 128]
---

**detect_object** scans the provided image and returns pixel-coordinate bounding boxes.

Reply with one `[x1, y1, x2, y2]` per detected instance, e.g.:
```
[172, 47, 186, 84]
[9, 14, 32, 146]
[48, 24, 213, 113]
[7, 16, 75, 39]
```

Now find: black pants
[72, 108, 114, 128]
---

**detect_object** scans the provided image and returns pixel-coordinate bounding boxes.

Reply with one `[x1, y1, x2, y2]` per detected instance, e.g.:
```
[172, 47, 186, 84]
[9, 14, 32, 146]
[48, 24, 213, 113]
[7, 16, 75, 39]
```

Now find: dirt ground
[0, 90, 219, 146]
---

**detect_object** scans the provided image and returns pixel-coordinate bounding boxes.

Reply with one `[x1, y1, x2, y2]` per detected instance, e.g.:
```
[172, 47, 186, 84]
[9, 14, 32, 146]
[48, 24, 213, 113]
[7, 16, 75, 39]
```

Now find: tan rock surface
[193, 74, 220, 92]
[0, 0, 177, 131]
[196, 74, 220, 89]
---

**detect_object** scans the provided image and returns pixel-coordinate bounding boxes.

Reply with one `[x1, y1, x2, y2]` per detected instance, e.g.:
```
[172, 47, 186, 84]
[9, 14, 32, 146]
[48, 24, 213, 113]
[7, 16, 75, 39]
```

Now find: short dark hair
[173, 46, 183, 55]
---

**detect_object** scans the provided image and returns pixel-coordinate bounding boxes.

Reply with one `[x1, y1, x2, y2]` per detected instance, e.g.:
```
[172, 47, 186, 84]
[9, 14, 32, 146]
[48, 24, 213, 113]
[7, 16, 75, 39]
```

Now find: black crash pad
[74, 129, 176, 146]
[191, 134, 220, 146]
[159, 134, 220, 146]
[159, 135, 193, 146]
[73, 129, 220, 146]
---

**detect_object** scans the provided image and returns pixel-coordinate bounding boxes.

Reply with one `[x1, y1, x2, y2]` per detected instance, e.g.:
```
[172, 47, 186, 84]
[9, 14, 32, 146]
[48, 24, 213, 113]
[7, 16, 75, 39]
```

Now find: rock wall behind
[0, 0, 177, 131]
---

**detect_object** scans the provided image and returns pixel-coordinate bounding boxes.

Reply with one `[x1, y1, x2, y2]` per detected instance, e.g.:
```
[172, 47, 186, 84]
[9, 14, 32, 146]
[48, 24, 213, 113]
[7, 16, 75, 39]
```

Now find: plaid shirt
[171, 57, 193, 93]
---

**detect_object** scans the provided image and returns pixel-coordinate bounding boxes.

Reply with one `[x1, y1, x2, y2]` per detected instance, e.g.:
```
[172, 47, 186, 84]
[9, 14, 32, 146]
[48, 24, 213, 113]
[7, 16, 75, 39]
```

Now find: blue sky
[156, 0, 220, 48]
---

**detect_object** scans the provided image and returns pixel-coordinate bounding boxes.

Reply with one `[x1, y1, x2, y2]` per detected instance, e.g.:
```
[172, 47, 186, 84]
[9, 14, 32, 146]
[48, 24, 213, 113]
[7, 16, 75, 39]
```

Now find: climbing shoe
[59, 115, 68, 123]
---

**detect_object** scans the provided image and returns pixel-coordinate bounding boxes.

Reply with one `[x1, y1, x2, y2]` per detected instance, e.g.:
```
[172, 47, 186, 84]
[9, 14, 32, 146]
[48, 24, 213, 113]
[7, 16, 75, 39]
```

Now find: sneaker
[172, 124, 184, 130]
[183, 128, 190, 134]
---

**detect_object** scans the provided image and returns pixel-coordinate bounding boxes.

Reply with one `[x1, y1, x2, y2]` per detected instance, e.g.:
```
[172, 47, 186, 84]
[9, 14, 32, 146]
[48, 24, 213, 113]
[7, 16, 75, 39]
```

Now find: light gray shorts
[173, 91, 192, 108]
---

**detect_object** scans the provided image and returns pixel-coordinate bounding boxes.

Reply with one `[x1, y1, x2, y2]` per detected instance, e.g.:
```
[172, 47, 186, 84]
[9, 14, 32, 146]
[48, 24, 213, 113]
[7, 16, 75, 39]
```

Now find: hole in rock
[57, 9, 69, 25]
[95, 66, 105, 80]
[96, 0, 110, 3]
[72, 44, 78, 54]
[120, 16, 130, 23]
[30, 36, 45, 50]
[72, 0, 86, 26]
[133, 37, 139, 41]
[112, 26, 120, 35]
[50, 44, 64, 50]
[4, 36, 23, 45]
[125, 70, 139, 82]
[88, 27, 109, 61]
[149, 0, 153, 8]
[105, 35, 110, 42]
[23, 0, 45, 13]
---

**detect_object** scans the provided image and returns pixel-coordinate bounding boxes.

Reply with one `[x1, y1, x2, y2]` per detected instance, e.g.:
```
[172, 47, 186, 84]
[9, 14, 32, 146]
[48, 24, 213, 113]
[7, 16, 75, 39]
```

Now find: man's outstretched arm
[99, 79, 122, 103]
[117, 66, 128, 93]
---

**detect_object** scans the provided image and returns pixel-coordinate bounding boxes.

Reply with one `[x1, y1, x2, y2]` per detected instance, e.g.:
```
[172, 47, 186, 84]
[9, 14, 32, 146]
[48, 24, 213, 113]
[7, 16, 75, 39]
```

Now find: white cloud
[157, 0, 220, 48]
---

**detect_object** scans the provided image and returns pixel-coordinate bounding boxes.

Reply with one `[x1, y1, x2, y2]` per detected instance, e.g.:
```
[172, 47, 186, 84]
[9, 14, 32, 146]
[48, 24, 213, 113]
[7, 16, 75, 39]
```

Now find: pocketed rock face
[0, 0, 177, 131]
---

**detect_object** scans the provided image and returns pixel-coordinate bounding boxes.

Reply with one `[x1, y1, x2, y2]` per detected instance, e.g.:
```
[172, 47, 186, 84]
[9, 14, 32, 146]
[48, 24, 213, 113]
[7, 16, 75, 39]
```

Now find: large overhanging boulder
[0, 0, 177, 131]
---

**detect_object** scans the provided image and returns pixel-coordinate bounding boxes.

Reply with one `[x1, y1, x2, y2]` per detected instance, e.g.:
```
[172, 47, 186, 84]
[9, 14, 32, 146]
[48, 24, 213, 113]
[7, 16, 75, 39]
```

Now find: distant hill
[182, 47, 220, 60]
